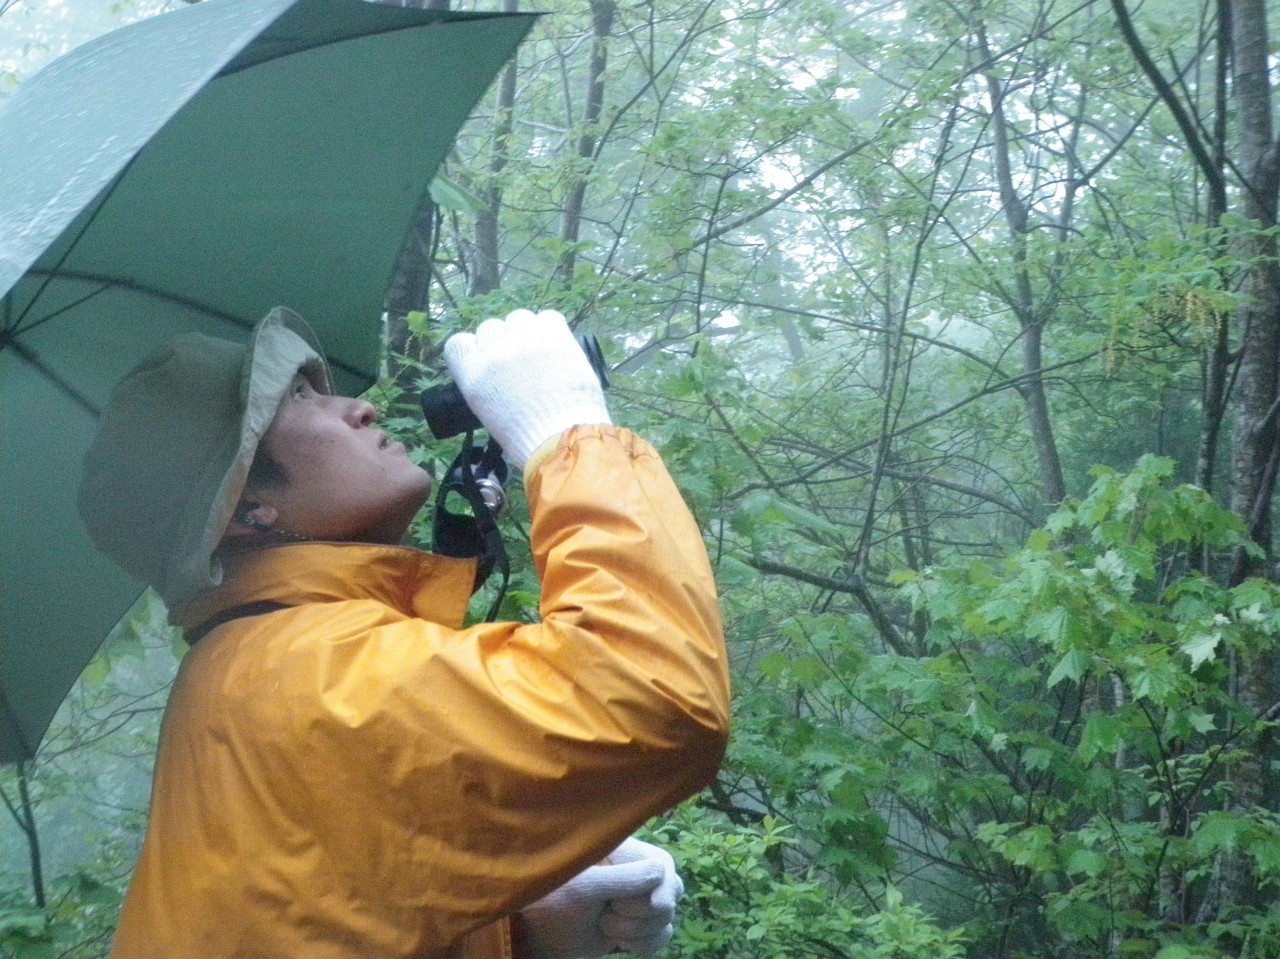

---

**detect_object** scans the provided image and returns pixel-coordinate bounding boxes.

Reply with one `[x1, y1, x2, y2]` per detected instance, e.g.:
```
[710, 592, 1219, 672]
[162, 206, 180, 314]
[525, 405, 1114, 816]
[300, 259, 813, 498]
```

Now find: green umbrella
[0, 0, 535, 762]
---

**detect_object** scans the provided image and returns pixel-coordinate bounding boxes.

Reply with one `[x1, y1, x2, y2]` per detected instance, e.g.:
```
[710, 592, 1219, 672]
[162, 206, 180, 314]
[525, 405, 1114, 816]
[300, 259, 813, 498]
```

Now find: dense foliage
[7, 0, 1280, 957]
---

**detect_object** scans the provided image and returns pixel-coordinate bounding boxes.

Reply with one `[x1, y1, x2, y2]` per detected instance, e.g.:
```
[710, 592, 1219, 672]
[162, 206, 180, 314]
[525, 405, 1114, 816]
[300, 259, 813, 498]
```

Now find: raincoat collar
[170, 542, 479, 631]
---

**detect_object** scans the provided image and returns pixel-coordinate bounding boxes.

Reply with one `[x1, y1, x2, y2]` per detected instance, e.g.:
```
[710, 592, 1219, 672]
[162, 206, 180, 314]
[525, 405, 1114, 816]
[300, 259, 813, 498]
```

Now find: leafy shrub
[648, 804, 965, 959]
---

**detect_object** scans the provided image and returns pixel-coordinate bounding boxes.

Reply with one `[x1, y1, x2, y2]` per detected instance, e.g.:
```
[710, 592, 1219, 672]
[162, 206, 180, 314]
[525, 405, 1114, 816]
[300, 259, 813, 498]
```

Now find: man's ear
[224, 502, 280, 539]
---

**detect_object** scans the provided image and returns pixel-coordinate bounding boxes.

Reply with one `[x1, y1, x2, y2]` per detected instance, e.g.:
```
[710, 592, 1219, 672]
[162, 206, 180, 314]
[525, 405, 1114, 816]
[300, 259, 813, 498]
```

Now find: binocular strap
[432, 436, 511, 622]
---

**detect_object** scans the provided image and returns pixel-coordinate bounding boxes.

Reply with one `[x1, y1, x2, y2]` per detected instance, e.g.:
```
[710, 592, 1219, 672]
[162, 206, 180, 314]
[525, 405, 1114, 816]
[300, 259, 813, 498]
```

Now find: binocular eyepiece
[419, 333, 611, 440]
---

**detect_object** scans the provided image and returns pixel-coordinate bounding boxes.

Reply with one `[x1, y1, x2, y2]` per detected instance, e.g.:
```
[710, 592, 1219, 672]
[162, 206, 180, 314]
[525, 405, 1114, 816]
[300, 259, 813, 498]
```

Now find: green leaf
[429, 174, 488, 212]
[738, 491, 839, 536]
[790, 654, 827, 687]
[772, 498, 839, 535]
[405, 310, 430, 336]
[829, 772, 869, 812]
[716, 554, 762, 590]
[1180, 630, 1221, 669]
[975, 595, 1025, 626]
[1187, 710, 1216, 734]
[1192, 811, 1247, 855]
[1048, 648, 1091, 688]
[1065, 848, 1108, 877]
[1026, 528, 1053, 552]
[1027, 607, 1070, 646]
[1247, 831, 1280, 878]
[1130, 661, 1178, 702]
[1021, 746, 1054, 772]
[80, 655, 110, 689]
[9, 943, 57, 959]
[756, 651, 790, 681]
[1094, 548, 1137, 590]
[0, 908, 46, 938]
[71, 872, 121, 908]
[1078, 713, 1123, 761]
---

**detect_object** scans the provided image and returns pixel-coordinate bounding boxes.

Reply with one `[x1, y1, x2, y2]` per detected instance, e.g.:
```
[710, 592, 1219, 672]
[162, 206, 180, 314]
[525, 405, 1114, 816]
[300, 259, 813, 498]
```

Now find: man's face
[255, 374, 432, 543]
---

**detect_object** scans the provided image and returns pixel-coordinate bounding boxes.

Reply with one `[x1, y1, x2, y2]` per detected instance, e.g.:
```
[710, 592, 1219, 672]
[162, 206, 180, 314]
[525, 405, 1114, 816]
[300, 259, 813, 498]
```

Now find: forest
[4, 0, 1280, 956]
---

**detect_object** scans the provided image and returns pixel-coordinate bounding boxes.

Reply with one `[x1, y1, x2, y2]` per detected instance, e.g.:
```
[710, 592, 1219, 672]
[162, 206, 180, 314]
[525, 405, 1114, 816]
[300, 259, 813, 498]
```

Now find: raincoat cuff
[522, 434, 563, 480]
[522, 423, 646, 483]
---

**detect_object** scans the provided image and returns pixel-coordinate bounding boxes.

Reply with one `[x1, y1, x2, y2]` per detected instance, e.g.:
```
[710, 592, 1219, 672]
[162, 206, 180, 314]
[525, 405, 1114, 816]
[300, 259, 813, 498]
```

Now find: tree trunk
[385, 208, 436, 368]
[1223, 0, 1280, 916]
[383, 0, 450, 383]
[556, 0, 615, 287]
[1227, 0, 1280, 564]
[1194, 0, 1233, 501]
[2, 762, 46, 907]
[980, 30, 1067, 507]
[469, 0, 520, 298]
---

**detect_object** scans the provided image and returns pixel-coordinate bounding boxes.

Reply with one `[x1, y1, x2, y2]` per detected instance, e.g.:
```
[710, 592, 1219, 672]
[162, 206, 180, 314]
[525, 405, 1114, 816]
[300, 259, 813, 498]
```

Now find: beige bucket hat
[78, 307, 332, 608]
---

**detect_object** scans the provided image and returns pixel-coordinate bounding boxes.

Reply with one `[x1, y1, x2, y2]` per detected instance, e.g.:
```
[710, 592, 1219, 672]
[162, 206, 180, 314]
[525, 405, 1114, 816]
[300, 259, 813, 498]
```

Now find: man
[78, 307, 730, 958]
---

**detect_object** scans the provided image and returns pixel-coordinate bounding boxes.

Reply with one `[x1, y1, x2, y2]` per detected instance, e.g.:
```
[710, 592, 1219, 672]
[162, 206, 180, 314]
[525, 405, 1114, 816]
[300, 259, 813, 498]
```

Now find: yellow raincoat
[108, 426, 730, 959]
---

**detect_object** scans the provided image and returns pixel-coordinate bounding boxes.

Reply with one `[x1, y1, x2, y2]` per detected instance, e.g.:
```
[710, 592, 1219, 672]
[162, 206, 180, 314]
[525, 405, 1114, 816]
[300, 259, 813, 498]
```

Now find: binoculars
[419, 333, 611, 440]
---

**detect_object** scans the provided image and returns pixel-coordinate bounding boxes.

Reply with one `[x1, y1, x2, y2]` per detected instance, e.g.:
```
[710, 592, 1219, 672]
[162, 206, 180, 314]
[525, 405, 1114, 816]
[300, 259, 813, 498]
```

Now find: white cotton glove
[442, 309, 611, 469]
[518, 836, 684, 959]
[599, 837, 684, 952]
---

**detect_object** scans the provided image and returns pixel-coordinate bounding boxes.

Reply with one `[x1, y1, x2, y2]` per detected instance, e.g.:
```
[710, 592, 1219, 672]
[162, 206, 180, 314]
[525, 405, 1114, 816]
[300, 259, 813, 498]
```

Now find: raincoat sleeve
[279, 425, 728, 950]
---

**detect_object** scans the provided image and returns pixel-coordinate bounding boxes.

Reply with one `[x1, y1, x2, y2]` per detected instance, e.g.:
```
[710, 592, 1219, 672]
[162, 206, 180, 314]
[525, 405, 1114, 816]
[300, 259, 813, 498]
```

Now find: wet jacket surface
[108, 426, 730, 959]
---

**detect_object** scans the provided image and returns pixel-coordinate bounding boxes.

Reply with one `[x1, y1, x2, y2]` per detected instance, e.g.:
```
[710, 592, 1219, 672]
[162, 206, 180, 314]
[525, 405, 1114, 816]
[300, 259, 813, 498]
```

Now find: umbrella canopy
[0, 0, 535, 762]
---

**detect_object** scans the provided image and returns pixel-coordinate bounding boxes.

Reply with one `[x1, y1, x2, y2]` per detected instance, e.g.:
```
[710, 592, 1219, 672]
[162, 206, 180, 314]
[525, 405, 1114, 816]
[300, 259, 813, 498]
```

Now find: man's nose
[343, 397, 378, 427]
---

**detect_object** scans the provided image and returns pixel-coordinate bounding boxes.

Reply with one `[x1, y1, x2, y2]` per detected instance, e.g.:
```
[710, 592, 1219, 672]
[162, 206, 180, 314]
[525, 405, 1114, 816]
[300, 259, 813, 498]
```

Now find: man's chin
[362, 490, 432, 546]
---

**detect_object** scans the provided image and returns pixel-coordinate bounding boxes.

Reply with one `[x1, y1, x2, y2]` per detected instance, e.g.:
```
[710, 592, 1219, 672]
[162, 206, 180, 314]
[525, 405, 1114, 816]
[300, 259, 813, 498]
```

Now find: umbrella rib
[20, 269, 374, 387]
[21, 269, 253, 336]
[11, 155, 127, 333]
[7, 336, 101, 417]
[9, 280, 117, 339]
